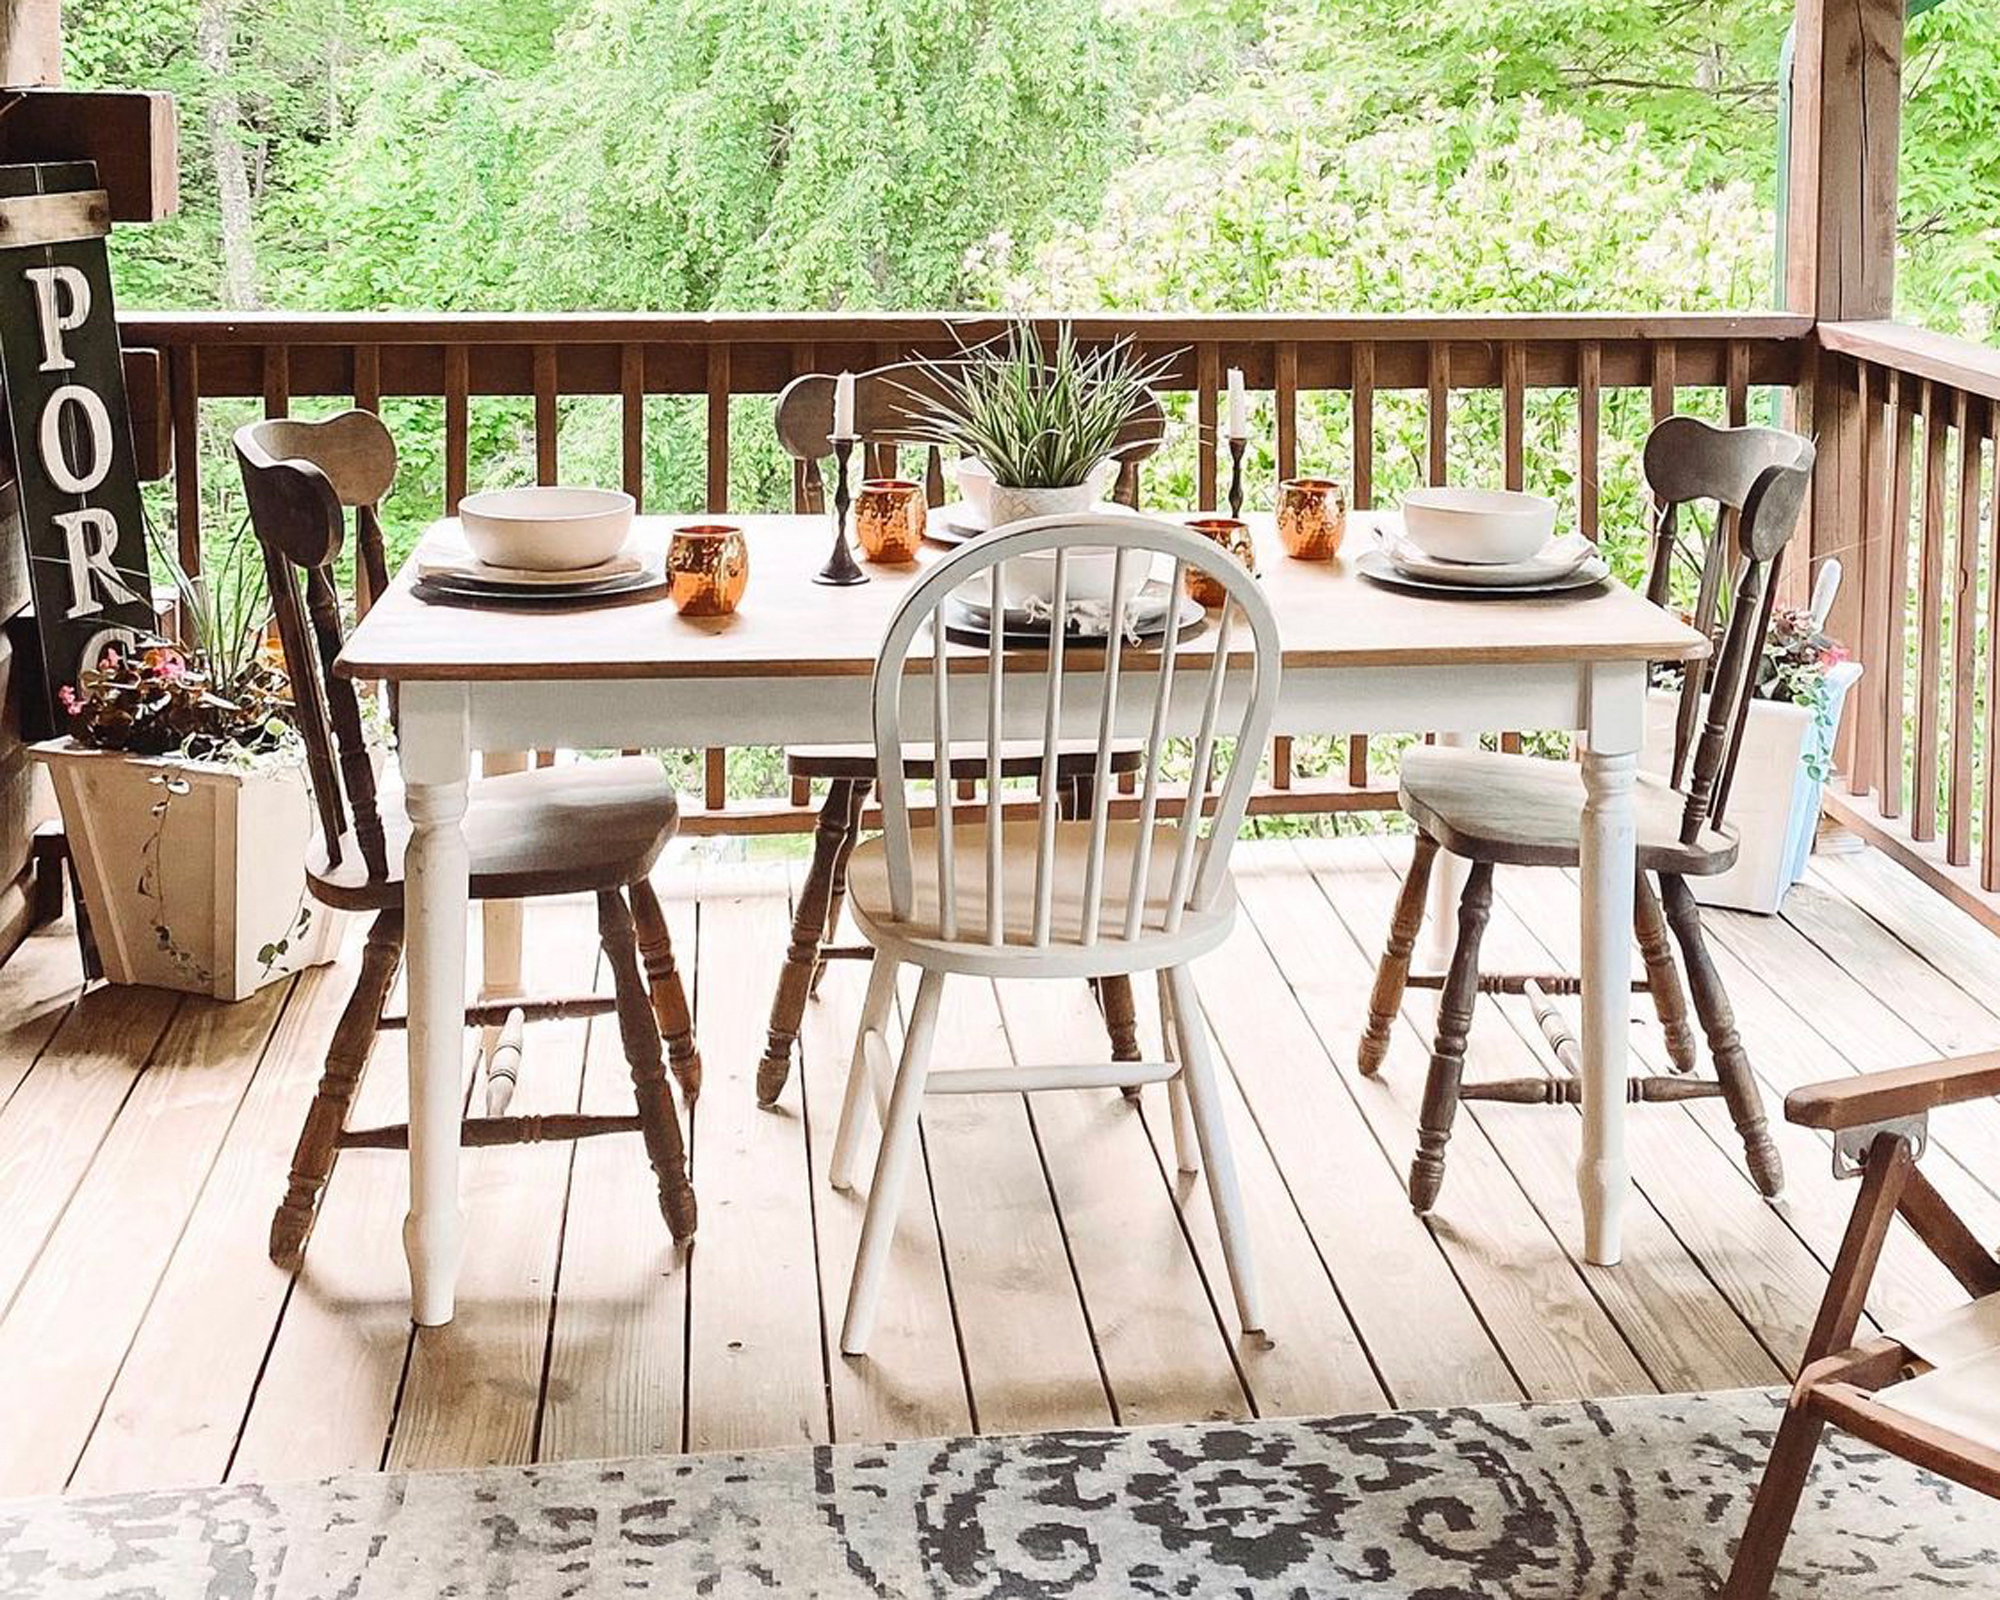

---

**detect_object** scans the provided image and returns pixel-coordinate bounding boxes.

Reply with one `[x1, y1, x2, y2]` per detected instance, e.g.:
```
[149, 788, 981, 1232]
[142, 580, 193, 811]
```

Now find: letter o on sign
[38, 383, 113, 495]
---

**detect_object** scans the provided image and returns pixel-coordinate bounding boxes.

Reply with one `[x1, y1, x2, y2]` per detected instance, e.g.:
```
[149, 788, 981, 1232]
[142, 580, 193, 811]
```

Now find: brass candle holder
[1276, 477, 1348, 560]
[814, 434, 868, 587]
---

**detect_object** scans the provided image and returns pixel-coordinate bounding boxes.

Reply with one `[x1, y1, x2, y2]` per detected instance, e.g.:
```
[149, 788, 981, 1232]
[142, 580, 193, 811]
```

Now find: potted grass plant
[898, 320, 1170, 528]
[33, 521, 350, 999]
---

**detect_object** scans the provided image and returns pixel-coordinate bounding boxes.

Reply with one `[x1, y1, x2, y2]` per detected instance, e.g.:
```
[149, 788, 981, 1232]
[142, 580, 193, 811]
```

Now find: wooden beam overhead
[0, 90, 180, 221]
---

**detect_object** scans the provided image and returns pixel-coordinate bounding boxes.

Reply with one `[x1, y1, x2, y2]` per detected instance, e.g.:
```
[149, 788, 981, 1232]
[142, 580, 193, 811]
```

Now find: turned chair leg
[1634, 871, 1698, 1074]
[760, 778, 865, 1107]
[1410, 861, 1494, 1214]
[1360, 832, 1440, 1075]
[599, 890, 697, 1241]
[1659, 873, 1784, 1197]
[628, 875, 702, 1102]
[270, 909, 404, 1270]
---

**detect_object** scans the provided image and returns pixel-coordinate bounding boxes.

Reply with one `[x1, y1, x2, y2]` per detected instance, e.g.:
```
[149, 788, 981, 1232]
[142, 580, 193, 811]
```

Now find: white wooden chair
[827, 512, 1282, 1355]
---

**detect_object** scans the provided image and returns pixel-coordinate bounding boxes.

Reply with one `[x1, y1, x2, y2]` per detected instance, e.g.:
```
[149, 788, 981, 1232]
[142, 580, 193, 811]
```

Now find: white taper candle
[834, 370, 856, 439]
[1226, 367, 1247, 440]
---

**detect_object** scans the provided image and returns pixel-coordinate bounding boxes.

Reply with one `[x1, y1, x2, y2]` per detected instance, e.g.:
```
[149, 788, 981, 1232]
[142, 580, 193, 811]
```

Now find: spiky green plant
[895, 321, 1174, 489]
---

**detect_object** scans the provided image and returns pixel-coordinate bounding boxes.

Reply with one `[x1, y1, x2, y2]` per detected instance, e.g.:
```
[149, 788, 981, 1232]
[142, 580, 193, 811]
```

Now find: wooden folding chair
[1723, 1050, 2000, 1598]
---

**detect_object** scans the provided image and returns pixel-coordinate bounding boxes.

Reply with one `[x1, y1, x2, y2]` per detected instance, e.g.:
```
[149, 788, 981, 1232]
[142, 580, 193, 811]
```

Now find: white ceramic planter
[33, 740, 347, 1000]
[985, 459, 1119, 529]
[1640, 660, 1863, 914]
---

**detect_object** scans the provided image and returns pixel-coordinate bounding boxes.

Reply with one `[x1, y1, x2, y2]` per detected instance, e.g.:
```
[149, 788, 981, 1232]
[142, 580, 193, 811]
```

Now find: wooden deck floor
[3, 834, 1999, 1498]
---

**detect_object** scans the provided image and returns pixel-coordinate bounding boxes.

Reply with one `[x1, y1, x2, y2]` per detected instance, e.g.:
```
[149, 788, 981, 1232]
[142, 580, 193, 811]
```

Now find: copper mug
[666, 523, 748, 616]
[854, 478, 926, 564]
[1277, 477, 1347, 560]
[1184, 517, 1256, 608]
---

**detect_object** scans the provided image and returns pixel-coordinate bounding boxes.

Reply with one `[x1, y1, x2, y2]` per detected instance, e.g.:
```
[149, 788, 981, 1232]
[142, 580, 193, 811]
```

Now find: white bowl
[1398, 487, 1556, 565]
[951, 457, 995, 527]
[457, 486, 635, 572]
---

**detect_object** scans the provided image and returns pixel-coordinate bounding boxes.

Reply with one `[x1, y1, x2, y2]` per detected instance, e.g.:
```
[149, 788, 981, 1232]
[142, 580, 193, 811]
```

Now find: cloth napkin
[1020, 593, 1151, 643]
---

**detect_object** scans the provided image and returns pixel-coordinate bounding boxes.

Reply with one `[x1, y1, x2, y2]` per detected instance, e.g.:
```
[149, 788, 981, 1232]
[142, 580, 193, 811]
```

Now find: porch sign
[0, 161, 152, 727]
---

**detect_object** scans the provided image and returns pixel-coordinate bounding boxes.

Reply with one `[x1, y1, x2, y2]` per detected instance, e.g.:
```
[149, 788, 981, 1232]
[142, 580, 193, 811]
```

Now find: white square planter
[33, 740, 347, 1001]
[1641, 661, 1862, 915]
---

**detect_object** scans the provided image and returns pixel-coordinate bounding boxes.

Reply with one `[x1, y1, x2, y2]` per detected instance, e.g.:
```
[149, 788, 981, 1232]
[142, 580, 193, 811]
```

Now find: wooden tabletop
[338, 512, 1706, 682]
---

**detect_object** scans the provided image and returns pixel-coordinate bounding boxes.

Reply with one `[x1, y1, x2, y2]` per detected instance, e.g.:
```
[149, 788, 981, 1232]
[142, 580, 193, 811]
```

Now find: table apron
[453, 661, 1635, 751]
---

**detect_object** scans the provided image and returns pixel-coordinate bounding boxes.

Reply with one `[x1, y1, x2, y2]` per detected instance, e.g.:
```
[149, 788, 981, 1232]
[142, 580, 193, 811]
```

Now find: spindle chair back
[869, 511, 1280, 965]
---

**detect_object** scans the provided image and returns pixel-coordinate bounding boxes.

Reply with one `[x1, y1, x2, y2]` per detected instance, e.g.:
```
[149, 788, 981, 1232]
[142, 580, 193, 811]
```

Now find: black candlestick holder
[814, 434, 868, 587]
[1226, 436, 1248, 520]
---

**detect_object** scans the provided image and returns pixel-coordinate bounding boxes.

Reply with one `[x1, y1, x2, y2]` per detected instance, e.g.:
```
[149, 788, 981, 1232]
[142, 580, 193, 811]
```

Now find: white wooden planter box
[1640, 661, 1863, 915]
[33, 740, 346, 1001]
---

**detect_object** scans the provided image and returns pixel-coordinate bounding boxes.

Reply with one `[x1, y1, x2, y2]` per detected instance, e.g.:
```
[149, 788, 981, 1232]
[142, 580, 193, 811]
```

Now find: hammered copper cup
[1184, 517, 1256, 608]
[1277, 476, 1347, 560]
[666, 523, 748, 617]
[854, 478, 925, 564]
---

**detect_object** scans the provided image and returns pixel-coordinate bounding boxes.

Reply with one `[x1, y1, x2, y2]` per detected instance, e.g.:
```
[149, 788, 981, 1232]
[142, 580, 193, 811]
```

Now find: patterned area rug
[1, 1389, 1991, 1598]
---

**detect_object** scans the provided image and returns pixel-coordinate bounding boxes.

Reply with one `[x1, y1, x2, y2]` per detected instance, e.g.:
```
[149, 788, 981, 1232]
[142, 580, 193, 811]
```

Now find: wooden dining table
[338, 510, 1706, 1326]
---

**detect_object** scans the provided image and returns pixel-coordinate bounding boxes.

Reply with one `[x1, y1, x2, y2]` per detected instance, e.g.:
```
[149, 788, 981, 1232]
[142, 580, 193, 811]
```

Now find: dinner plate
[925, 501, 1126, 547]
[1386, 532, 1597, 587]
[941, 582, 1203, 649]
[1355, 548, 1610, 598]
[412, 568, 671, 608]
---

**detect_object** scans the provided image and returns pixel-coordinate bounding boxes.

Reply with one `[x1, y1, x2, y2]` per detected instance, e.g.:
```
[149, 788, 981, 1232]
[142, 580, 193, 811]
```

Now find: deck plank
[385, 899, 595, 1472]
[908, 976, 1112, 1435]
[0, 980, 291, 1496]
[682, 866, 828, 1453]
[537, 872, 695, 1463]
[5, 839, 1994, 1499]
[69, 955, 357, 1494]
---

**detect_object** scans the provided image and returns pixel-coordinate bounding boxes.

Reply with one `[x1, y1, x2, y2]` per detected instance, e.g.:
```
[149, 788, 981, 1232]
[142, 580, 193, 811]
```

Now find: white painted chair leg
[830, 956, 899, 1193]
[1165, 963, 1261, 1335]
[840, 967, 945, 1356]
[1156, 969, 1199, 1175]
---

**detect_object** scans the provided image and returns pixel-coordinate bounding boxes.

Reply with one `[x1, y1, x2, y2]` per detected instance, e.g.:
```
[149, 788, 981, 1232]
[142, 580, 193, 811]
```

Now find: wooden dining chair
[829, 511, 1281, 1355]
[755, 362, 1167, 1109]
[1723, 1051, 2000, 1597]
[234, 412, 700, 1271]
[1358, 416, 1815, 1213]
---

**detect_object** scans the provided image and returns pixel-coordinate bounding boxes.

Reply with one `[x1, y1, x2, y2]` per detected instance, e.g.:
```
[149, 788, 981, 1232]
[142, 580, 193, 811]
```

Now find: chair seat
[786, 739, 1147, 782]
[844, 818, 1235, 978]
[307, 756, 679, 912]
[1398, 745, 1737, 876]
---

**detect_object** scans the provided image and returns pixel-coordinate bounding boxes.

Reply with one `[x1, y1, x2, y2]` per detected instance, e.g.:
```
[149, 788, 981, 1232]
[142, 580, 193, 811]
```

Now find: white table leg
[477, 752, 529, 1070]
[1578, 665, 1643, 1266]
[1421, 732, 1469, 971]
[399, 683, 472, 1326]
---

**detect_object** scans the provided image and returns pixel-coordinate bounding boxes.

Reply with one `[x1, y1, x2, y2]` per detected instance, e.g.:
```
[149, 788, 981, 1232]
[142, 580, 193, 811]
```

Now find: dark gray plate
[412, 569, 671, 608]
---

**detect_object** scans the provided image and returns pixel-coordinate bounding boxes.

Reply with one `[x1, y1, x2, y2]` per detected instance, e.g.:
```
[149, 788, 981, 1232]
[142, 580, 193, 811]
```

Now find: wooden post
[1788, 0, 1902, 702]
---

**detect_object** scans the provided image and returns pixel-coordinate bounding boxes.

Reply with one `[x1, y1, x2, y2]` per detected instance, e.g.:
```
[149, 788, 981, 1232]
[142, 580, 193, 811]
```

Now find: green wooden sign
[0, 161, 153, 730]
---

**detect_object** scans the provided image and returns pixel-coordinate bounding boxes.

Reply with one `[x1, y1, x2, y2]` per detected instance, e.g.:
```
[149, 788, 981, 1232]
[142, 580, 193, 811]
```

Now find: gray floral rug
[1, 1389, 1990, 1598]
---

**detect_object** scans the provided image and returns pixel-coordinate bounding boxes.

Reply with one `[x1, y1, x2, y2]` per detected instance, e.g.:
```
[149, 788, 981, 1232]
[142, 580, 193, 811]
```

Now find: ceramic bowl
[998, 546, 1132, 610]
[457, 486, 635, 571]
[951, 457, 996, 527]
[1398, 487, 1556, 565]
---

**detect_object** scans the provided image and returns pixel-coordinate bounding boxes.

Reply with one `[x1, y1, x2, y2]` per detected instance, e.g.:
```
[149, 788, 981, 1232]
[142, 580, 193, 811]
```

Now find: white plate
[1356, 549, 1610, 598]
[1386, 531, 1597, 587]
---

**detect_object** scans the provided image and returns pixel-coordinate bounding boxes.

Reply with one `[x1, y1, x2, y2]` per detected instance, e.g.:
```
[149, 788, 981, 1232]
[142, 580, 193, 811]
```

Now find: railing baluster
[1351, 340, 1375, 510]
[1577, 339, 1600, 542]
[1914, 383, 1948, 843]
[262, 344, 289, 419]
[1948, 389, 1983, 867]
[353, 344, 380, 414]
[1275, 340, 1298, 482]
[1879, 372, 1915, 817]
[1347, 734, 1369, 789]
[1501, 342, 1525, 492]
[1650, 341, 1676, 426]
[443, 344, 469, 513]
[1427, 340, 1448, 486]
[1196, 342, 1220, 510]
[706, 343, 730, 512]
[169, 343, 200, 578]
[1985, 400, 2000, 889]
[620, 343, 644, 506]
[1849, 360, 1886, 797]
[533, 344, 559, 484]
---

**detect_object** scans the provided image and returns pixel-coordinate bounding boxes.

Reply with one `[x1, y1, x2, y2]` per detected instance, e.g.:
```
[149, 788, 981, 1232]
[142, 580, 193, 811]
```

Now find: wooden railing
[1813, 320, 2000, 925]
[116, 309, 1810, 835]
